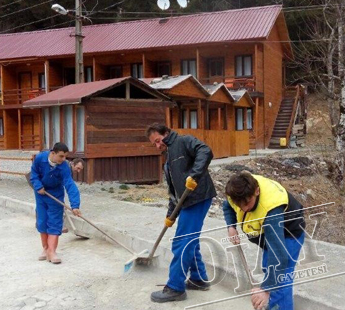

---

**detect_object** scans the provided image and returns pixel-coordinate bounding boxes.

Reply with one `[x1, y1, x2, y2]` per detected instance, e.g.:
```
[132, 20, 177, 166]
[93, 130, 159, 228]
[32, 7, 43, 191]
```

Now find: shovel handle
[148, 188, 191, 260]
[44, 191, 135, 255]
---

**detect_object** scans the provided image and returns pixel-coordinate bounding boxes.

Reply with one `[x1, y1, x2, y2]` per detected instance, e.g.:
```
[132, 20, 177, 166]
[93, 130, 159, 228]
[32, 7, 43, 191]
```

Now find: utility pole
[75, 0, 84, 83]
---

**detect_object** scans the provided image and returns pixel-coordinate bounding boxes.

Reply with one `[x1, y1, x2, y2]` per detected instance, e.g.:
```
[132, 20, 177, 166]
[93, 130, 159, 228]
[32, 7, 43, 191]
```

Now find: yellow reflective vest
[227, 174, 288, 237]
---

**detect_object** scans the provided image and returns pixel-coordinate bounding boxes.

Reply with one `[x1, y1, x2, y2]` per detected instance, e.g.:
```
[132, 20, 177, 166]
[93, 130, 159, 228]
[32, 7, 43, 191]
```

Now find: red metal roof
[23, 77, 169, 108]
[0, 5, 283, 60]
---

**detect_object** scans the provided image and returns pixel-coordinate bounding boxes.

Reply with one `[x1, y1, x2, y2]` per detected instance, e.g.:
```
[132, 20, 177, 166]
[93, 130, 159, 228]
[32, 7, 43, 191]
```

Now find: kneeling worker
[30, 142, 81, 264]
[223, 171, 305, 310]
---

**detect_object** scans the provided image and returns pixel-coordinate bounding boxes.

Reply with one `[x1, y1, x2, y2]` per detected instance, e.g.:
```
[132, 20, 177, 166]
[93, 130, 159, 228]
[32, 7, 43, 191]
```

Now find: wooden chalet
[144, 75, 253, 157]
[0, 5, 302, 155]
[22, 77, 172, 184]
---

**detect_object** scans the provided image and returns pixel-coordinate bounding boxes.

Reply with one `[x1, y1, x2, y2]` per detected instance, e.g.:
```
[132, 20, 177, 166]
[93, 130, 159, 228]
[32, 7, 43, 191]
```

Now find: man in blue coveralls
[30, 142, 81, 264]
[223, 171, 305, 310]
[146, 123, 217, 303]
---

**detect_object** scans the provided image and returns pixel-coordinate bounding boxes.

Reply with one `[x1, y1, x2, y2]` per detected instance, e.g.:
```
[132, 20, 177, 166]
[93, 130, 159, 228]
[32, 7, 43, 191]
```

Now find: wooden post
[255, 44, 258, 90]
[165, 107, 171, 128]
[87, 158, 95, 184]
[196, 48, 200, 81]
[205, 101, 210, 130]
[44, 60, 49, 94]
[126, 81, 130, 100]
[255, 97, 259, 148]
[223, 104, 228, 130]
[217, 107, 222, 130]
[18, 109, 21, 149]
[92, 57, 96, 81]
[197, 99, 202, 129]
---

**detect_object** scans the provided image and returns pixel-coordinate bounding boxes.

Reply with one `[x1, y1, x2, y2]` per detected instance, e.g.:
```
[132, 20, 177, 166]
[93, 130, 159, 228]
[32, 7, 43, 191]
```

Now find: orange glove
[185, 176, 197, 191]
[165, 217, 175, 227]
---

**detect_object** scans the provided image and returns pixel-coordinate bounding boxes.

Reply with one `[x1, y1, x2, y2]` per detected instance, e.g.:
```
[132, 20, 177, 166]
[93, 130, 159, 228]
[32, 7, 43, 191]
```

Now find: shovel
[125, 188, 191, 272]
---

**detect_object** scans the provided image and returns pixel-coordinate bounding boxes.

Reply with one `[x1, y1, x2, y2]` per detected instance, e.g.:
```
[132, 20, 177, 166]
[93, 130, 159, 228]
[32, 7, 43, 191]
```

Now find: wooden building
[0, 5, 299, 153]
[22, 77, 172, 184]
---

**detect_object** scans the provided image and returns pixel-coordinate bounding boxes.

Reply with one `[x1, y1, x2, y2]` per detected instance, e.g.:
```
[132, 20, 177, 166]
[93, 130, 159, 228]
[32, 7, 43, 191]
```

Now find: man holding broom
[146, 123, 216, 303]
[30, 142, 81, 264]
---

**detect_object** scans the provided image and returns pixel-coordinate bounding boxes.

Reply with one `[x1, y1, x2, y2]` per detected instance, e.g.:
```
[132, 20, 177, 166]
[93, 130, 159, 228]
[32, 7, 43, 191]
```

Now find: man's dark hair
[145, 123, 171, 138]
[71, 158, 85, 167]
[225, 171, 259, 206]
[52, 142, 69, 153]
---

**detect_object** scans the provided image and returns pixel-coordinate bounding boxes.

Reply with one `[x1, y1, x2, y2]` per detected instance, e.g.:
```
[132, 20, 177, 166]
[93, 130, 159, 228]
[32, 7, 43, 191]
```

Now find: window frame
[235, 55, 253, 78]
[181, 59, 197, 77]
[109, 65, 123, 79]
[157, 61, 171, 77]
[208, 58, 224, 77]
[131, 63, 143, 78]
[235, 108, 245, 131]
[0, 117, 4, 136]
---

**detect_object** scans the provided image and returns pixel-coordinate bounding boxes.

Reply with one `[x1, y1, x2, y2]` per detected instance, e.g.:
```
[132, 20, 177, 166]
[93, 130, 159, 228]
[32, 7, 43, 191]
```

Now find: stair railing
[285, 85, 300, 146]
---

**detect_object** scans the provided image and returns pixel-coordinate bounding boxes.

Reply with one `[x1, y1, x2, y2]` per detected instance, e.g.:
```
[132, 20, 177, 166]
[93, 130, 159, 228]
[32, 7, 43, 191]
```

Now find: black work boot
[151, 285, 187, 303]
[186, 279, 210, 291]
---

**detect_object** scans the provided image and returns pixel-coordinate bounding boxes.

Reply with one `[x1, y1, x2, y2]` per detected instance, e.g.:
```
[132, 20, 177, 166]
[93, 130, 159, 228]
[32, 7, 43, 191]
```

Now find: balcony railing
[2, 88, 46, 105]
[199, 76, 256, 92]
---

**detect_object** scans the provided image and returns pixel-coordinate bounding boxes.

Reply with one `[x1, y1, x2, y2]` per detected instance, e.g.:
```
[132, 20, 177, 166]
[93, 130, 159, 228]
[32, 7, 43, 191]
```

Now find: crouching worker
[146, 123, 217, 303]
[30, 142, 81, 264]
[223, 171, 305, 310]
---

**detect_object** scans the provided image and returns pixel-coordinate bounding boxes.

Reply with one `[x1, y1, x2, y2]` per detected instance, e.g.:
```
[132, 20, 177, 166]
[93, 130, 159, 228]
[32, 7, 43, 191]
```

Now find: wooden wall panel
[15, 63, 44, 90]
[49, 62, 63, 89]
[85, 99, 166, 158]
[2, 65, 17, 91]
[165, 79, 206, 99]
[264, 24, 284, 148]
[3, 110, 19, 149]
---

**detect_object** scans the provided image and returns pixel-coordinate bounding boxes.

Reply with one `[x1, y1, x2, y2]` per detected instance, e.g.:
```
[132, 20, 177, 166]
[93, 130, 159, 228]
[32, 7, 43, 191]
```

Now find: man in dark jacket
[146, 123, 217, 303]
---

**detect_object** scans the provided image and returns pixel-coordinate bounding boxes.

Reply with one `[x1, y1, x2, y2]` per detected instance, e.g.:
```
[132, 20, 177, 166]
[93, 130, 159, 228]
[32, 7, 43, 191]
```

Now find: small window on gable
[235, 55, 253, 77]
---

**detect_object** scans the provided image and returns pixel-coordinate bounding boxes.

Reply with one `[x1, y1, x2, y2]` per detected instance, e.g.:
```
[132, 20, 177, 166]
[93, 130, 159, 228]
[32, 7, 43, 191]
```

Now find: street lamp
[52, 2, 84, 84]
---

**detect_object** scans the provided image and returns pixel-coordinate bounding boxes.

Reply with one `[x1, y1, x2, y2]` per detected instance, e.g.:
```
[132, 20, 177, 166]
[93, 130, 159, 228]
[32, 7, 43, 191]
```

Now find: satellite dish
[157, 0, 170, 10]
[177, 0, 188, 8]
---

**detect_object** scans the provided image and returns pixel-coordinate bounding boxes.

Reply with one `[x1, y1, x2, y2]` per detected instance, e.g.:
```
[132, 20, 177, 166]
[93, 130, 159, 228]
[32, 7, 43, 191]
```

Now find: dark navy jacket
[30, 151, 80, 209]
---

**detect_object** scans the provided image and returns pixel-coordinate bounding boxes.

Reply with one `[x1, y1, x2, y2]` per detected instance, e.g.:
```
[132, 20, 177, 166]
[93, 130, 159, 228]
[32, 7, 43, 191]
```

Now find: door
[18, 72, 32, 104]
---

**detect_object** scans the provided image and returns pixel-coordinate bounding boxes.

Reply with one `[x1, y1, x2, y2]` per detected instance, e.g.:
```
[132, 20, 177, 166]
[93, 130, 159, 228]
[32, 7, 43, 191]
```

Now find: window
[247, 108, 253, 130]
[235, 55, 253, 77]
[131, 63, 143, 78]
[190, 110, 197, 129]
[208, 58, 224, 77]
[85, 66, 93, 82]
[236, 108, 244, 131]
[38, 73, 46, 91]
[182, 110, 198, 129]
[63, 105, 73, 151]
[51, 107, 60, 145]
[64, 68, 75, 85]
[109, 65, 123, 78]
[181, 59, 196, 78]
[157, 62, 171, 77]
[76, 106, 85, 152]
[43, 108, 50, 149]
[0, 118, 3, 136]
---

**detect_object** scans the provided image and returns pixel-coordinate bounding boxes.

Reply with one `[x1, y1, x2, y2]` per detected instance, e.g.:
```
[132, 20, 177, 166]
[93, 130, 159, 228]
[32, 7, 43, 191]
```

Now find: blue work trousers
[167, 198, 212, 292]
[262, 233, 305, 310]
[35, 191, 65, 235]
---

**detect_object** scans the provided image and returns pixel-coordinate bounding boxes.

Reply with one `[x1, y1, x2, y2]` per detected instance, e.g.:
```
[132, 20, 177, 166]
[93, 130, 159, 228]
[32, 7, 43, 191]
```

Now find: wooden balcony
[199, 76, 256, 92]
[2, 88, 46, 105]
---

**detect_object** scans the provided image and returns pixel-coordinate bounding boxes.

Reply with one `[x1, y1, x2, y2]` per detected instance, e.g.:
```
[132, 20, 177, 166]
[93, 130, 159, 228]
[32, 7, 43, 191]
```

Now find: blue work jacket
[30, 151, 80, 209]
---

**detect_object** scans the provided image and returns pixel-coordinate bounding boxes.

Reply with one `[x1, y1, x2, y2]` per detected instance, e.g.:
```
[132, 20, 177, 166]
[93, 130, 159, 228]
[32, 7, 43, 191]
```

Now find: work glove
[185, 176, 197, 191]
[165, 217, 175, 227]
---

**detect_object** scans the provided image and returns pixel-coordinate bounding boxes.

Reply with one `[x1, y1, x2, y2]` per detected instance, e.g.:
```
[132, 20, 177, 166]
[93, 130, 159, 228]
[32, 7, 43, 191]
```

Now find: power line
[0, 0, 52, 19]
[87, 0, 128, 17]
[0, 14, 60, 34]
[0, 0, 25, 9]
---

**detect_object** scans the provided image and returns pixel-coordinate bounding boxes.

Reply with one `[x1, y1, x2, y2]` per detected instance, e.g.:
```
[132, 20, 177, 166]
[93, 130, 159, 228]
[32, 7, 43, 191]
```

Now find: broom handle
[44, 191, 135, 255]
[148, 188, 191, 260]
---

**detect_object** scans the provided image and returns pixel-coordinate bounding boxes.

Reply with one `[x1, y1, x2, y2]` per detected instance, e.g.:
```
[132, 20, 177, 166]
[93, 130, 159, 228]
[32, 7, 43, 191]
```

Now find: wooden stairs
[268, 86, 305, 149]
